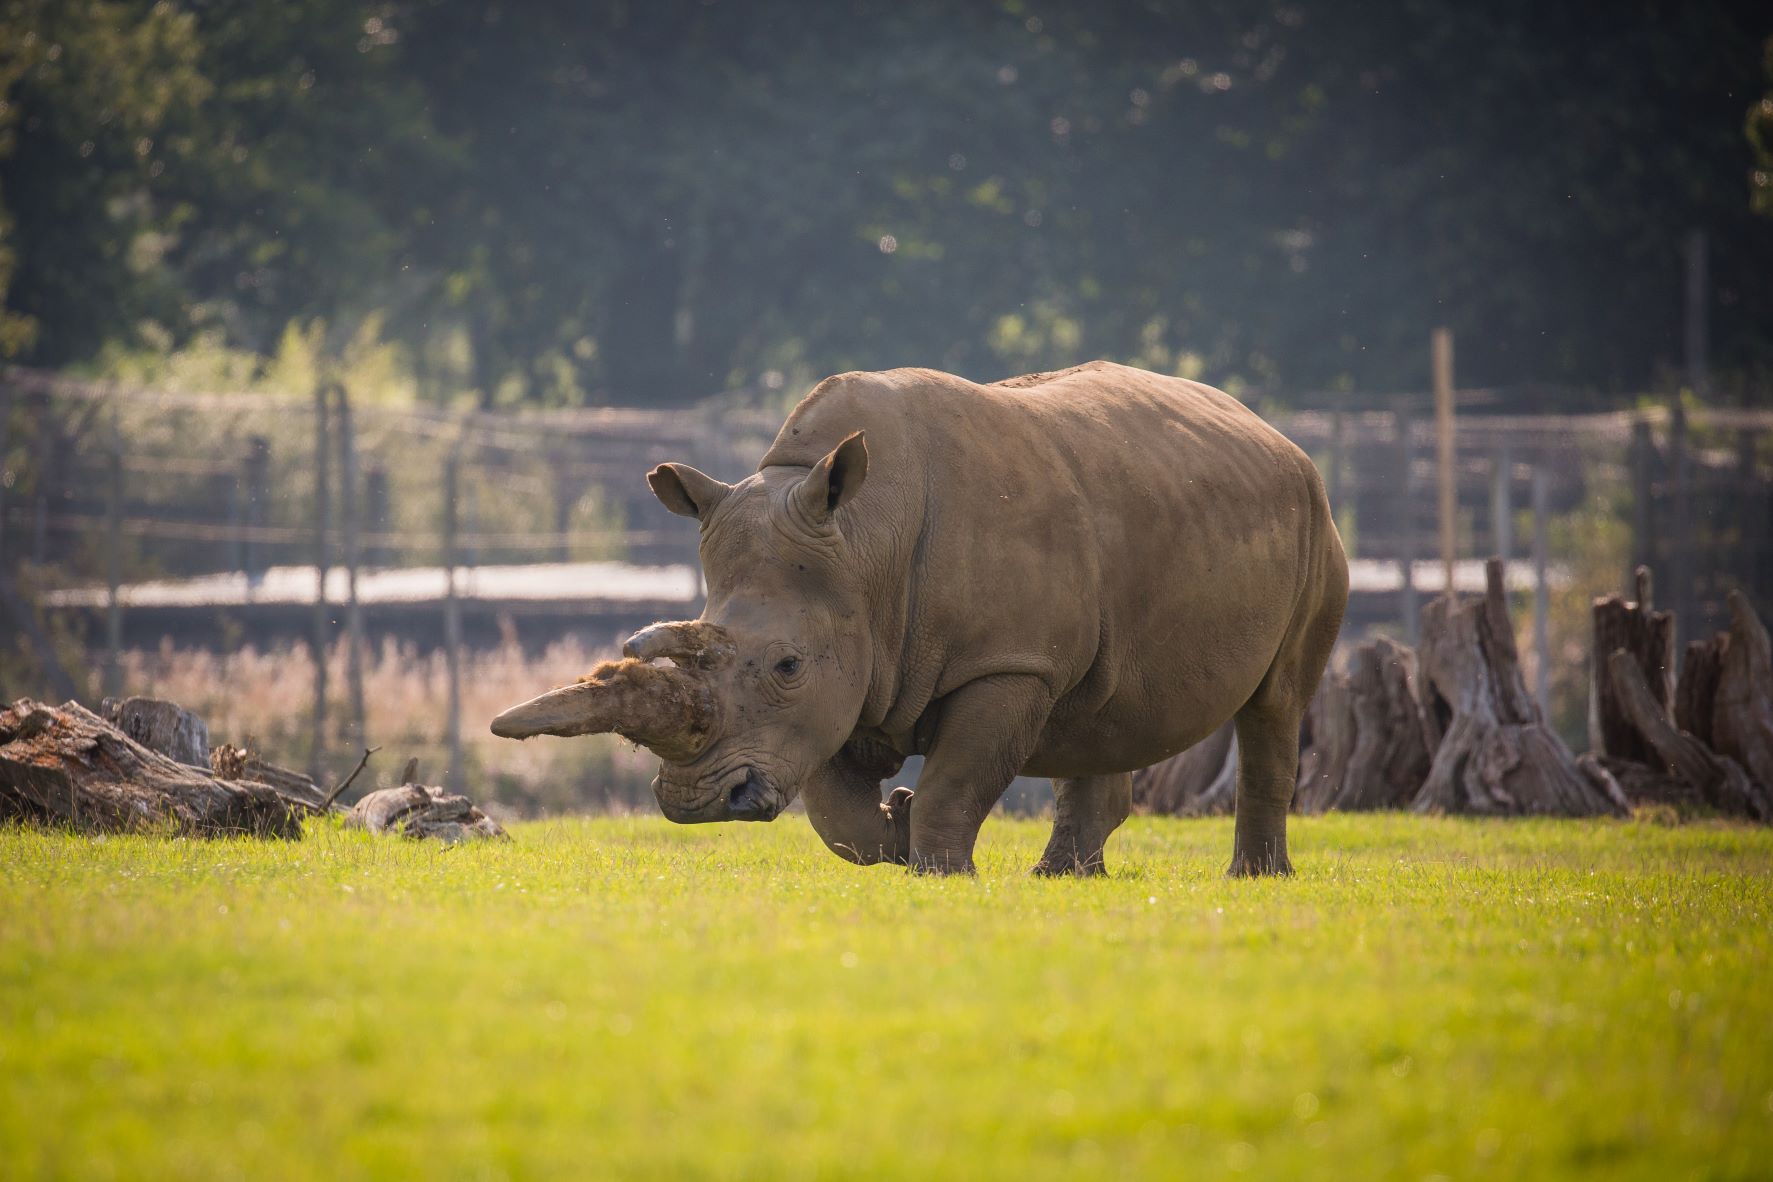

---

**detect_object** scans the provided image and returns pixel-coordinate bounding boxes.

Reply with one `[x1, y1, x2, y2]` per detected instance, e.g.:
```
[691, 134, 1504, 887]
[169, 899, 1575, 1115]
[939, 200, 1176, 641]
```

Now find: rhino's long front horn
[490, 659, 717, 763]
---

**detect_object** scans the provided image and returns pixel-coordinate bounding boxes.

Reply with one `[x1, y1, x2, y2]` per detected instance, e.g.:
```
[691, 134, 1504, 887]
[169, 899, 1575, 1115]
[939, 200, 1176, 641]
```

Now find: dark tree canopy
[2, 0, 1770, 406]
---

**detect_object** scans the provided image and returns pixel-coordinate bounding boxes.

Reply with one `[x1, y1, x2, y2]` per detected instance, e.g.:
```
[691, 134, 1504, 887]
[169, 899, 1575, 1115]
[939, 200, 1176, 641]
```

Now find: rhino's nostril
[727, 768, 775, 819]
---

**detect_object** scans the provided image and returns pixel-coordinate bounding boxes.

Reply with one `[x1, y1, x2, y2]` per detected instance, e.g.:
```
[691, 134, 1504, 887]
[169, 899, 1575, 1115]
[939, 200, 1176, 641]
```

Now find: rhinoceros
[493, 361, 1347, 875]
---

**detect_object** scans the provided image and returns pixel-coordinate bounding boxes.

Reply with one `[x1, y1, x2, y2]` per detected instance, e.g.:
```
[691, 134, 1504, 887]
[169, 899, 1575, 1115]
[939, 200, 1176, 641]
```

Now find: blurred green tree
[2, 0, 1770, 403]
[1753, 36, 1773, 217]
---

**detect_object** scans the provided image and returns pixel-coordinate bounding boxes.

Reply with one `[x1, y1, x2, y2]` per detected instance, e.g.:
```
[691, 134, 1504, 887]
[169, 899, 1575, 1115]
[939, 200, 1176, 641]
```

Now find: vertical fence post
[1685, 229, 1710, 401]
[1327, 407, 1345, 521]
[31, 424, 52, 565]
[310, 382, 331, 781]
[243, 435, 269, 584]
[365, 464, 390, 567]
[0, 379, 12, 564]
[1397, 406, 1418, 642]
[1491, 443, 1512, 565]
[1531, 467, 1551, 715]
[225, 466, 244, 575]
[103, 413, 123, 700]
[443, 449, 464, 792]
[1629, 418, 1655, 590]
[1669, 399, 1693, 644]
[463, 474, 479, 572]
[337, 383, 366, 751]
[1433, 328, 1456, 595]
[1736, 426, 1759, 596]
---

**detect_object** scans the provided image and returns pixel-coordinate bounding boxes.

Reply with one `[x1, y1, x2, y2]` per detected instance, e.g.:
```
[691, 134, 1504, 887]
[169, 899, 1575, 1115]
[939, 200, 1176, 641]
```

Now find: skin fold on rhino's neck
[843, 470, 936, 760]
[755, 371, 945, 767]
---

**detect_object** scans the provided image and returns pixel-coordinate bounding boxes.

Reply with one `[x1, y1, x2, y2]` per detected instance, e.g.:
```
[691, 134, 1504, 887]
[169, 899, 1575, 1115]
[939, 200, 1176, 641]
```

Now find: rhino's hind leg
[1227, 702, 1301, 876]
[1228, 531, 1346, 876]
[1033, 772, 1131, 876]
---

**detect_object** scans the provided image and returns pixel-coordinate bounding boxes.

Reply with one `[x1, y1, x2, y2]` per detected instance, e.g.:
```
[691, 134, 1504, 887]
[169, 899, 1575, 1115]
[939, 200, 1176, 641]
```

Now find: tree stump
[1605, 649, 1769, 819]
[1588, 567, 1674, 764]
[1675, 635, 1728, 748]
[1131, 722, 1237, 816]
[1296, 637, 1435, 812]
[1293, 676, 1352, 814]
[101, 696, 210, 768]
[1711, 589, 1773, 793]
[1411, 559, 1626, 816]
[1579, 753, 1704, 811]
[0, 700, 321, 837]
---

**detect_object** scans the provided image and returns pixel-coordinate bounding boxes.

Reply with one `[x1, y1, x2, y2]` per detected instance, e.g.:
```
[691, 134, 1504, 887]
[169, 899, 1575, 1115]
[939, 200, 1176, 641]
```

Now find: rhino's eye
[774, 656, 802, 679]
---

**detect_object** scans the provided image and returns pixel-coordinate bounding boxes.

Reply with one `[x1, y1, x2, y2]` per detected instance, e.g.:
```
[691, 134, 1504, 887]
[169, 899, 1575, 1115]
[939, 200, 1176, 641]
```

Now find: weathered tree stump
[1578, 753, 1704, 811]
[1711, 589, 1773, 793]
[1293, 676, 1352, 814]
[346, 760, 507, 842]
[1588, 567, 1674, 764]
[0, 700, 322, 837]
[1606, 649, 1769, 819]
[1662, 589, 1773, 798]
[1411, 559, 1626, 816]
[1675, 635, 1728, 747]
[1296, 637, 1435, 812]
[101, 696, 210, 768]
[1131, 722, 1237, 816]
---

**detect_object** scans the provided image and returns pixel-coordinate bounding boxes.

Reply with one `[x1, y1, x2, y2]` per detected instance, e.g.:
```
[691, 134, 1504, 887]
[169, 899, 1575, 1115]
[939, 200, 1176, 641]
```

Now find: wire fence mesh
[2, 364, 1768, 810]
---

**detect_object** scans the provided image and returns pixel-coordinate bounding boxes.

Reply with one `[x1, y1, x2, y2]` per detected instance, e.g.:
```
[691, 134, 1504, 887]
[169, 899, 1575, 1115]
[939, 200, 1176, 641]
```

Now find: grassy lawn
[2, 814, 1770, 1180]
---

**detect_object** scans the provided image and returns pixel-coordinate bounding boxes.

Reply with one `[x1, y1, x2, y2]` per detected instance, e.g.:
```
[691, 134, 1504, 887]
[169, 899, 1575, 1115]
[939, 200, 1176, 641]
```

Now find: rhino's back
[763, 362, 1335, 774]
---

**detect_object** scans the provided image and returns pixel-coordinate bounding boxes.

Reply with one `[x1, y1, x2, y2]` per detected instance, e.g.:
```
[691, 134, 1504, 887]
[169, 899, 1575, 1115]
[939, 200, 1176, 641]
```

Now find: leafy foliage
[3, 1, 1771, 403]
[1753, 37, 1773, 216]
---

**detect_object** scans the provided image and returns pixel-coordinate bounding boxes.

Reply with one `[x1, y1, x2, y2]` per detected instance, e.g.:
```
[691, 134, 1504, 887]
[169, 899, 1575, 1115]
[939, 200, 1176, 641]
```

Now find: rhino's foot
[1031, 850, 1107, 877]
[1224, 847, 1294, 878]
[909, 852, 977, 875]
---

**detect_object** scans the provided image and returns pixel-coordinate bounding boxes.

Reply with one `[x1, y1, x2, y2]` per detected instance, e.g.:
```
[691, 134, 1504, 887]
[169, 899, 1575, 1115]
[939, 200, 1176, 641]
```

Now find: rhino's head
[491, 433, 873, 824]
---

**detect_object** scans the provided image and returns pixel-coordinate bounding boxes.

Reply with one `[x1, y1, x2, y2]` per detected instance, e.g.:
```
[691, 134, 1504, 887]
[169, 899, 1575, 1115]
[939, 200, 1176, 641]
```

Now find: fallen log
[348, 784, 508, 843]
[1411, 559, 1626, 817]
[1131, 721, 1237, 816]
[0, 699, 322, 837]
[346, 760, 507, 842]
[1588, 567, 1674, 765]
[209, 743, 328, 813]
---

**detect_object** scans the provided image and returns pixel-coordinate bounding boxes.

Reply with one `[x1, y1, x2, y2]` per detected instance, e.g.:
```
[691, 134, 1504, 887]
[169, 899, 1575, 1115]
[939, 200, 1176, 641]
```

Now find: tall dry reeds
[117, 634, 659, 815]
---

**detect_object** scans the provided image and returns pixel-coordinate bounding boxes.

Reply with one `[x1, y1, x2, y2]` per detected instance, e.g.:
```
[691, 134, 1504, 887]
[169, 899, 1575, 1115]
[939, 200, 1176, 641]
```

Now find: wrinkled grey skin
[504, 361, 1347, 876]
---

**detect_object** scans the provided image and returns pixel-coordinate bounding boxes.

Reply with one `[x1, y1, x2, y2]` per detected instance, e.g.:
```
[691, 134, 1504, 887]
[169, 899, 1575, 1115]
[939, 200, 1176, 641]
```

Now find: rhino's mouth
[723, 767, 783, 821]
[656, 765, 786, 824]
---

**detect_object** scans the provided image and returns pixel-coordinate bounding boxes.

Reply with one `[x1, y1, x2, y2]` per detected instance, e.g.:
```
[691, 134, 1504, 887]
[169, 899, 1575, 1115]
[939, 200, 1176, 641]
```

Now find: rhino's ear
[648, 463, 731, 520]
[791, 432, 868, 525]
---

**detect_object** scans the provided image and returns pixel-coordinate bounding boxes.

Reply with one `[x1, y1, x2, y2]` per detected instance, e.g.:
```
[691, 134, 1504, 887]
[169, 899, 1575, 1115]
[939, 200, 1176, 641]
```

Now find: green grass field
[3, 814, 1770, 1180]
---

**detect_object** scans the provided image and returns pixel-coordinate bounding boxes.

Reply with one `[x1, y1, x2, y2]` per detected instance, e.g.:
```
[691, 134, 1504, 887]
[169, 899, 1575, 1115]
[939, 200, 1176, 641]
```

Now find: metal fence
[2, 363, 1768, 793]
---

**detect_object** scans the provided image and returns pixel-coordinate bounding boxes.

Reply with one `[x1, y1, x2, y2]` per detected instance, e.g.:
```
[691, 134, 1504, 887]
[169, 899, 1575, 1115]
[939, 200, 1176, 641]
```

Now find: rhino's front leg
[908, 674, 1054, 875]
[802, 744, 912, 866]
[1034, 772, 1132, 876]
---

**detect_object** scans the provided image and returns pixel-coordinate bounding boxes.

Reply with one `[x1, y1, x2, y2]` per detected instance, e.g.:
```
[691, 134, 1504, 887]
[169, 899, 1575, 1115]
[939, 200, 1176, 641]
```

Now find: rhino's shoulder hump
[986, 359, 1124, 389]
[762, 368, 969, 470]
